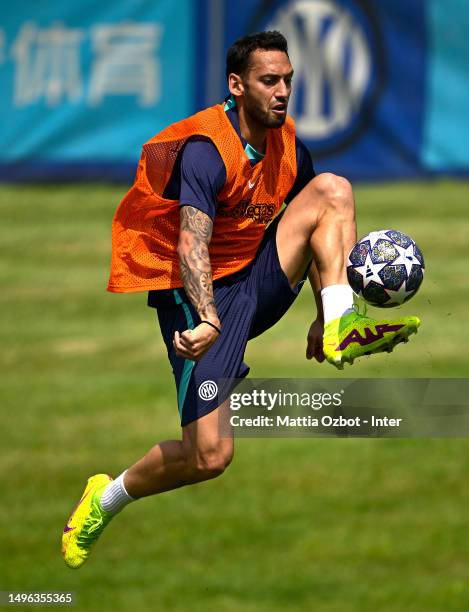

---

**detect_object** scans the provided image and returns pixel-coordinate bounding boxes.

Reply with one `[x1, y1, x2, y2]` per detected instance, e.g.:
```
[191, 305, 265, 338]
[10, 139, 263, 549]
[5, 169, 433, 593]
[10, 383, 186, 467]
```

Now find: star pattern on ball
[391, 243, 421, 277]
[366, 231, 389, 249]
[384, 282, 416, 305]
[354, 252, 387, 289]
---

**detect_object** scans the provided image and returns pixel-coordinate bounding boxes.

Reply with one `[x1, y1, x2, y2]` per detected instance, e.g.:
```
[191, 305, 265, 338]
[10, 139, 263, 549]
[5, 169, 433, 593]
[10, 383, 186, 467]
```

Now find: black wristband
[201, 320, 221, 334]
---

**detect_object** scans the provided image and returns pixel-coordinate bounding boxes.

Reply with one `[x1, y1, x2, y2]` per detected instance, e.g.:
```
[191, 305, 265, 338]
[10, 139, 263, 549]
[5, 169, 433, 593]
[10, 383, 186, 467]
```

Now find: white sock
[100, 470, 135, 514]
[321, 284, 355, 324]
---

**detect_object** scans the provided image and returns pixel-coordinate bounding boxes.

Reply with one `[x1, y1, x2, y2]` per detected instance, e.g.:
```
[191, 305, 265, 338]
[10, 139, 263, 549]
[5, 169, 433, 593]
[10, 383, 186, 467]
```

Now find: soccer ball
[347, 229, 425, 307]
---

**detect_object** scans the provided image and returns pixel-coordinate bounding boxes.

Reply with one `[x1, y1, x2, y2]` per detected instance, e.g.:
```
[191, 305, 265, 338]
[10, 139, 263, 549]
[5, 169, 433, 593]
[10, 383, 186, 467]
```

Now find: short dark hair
[226, 31, 289, 82]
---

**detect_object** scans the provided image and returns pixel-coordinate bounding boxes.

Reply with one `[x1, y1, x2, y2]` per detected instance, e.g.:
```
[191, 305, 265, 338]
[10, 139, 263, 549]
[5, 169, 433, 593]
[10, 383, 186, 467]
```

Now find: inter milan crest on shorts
[198, 381, 218, 402]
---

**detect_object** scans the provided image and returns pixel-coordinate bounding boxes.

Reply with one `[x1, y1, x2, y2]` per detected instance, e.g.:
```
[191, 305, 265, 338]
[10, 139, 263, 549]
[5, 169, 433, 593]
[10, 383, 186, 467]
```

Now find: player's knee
[193, 452, 226, 480]
[312, 172, 355, 218]
[188, 446, 233, 482]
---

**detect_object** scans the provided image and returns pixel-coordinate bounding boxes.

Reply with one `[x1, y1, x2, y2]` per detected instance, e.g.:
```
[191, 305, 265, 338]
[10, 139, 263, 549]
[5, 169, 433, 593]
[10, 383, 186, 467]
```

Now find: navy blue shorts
[148, 214, 309, 426]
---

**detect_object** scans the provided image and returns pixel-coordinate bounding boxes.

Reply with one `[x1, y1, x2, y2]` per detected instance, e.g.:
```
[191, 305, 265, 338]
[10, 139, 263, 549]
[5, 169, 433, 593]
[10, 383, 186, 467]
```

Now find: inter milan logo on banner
[260, 0, 384, 156]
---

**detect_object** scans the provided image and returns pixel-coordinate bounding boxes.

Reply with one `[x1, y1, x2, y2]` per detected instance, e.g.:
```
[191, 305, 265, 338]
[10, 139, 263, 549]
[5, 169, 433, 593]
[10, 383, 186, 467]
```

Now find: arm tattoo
[178, 206, 218, 321]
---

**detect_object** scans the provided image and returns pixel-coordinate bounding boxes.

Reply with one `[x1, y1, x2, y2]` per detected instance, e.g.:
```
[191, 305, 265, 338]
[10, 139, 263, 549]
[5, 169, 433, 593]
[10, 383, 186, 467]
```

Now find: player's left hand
[306, 317, 325, 363]
[173, 322, 220, 361]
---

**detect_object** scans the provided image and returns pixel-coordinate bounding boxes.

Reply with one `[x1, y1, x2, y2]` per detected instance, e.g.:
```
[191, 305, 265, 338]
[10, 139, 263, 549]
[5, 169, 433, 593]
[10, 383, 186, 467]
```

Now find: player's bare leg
[276, 172, 420, 367]
[123, 402, 234, 498]
[277, 172, 356, 288]
[62, 402, 233, 568]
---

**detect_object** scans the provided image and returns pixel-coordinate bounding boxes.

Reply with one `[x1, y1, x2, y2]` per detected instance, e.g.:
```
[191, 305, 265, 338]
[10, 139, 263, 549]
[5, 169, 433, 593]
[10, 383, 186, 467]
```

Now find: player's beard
[244, 96, 287, 129]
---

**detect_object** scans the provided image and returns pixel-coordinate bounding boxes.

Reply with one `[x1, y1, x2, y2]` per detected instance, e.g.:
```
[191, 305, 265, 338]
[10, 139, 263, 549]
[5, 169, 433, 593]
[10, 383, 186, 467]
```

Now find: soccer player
[62, 31, 420, 568]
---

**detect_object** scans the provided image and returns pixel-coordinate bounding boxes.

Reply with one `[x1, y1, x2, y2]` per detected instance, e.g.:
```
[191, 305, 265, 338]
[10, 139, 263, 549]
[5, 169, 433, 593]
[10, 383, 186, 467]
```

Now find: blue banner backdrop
[0, 0, 195, 180]
[0, 0, 468, 181]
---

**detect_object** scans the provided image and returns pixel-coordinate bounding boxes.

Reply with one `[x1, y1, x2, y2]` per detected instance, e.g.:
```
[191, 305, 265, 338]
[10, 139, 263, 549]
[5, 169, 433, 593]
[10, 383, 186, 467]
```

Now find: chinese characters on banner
[8, 22, 161, 108]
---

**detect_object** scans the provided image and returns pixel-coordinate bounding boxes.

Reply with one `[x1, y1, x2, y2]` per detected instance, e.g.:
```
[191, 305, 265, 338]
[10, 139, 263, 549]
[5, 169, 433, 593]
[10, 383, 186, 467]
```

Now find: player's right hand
[173, 323, 220, 361]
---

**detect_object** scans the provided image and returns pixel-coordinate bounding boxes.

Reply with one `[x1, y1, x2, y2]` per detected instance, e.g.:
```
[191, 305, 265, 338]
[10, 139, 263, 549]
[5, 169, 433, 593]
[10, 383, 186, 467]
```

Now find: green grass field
[1, 180, 469, 610]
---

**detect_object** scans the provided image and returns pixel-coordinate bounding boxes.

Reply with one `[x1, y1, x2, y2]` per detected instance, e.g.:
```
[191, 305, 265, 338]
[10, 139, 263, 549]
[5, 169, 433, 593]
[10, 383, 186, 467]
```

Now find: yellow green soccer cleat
[62, 474, 114, 569]
[323, 311, 421, 369]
